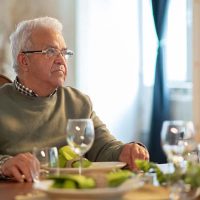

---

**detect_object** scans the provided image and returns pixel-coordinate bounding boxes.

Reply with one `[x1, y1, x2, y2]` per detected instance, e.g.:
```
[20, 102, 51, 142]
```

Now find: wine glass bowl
[66, 119, 95, 174]
[32, 146, 59, 181]
[161, 120, 197, 166]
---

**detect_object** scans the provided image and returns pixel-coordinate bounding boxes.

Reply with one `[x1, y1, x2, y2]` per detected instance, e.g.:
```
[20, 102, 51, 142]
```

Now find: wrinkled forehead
[30, 26, 66, 49]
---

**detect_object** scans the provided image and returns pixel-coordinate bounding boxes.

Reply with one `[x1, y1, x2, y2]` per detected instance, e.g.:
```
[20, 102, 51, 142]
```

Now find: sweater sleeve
[0, 155, 13, 179]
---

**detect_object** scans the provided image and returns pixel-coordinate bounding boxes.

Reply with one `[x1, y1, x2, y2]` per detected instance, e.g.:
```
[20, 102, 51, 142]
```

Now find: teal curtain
[148, 0, 170, 163]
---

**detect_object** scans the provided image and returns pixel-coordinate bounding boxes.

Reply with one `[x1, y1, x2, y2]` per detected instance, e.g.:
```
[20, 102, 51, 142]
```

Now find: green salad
[135, 159, 200, 189]
[55, 145, 135, 189]
[58, 145, 91, 168]
[49, 169, 134, 189]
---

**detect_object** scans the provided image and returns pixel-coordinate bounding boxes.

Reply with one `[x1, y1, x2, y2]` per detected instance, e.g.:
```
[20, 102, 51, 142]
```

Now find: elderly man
[0, 17, 149, 182]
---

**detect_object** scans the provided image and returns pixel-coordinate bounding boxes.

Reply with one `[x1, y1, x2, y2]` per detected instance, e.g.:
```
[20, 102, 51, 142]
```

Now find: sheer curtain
[75, 0, 156, 144]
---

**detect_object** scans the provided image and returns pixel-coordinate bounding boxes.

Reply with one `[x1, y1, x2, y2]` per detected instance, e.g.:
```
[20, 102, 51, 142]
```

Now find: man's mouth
[52, 65, 66, 74]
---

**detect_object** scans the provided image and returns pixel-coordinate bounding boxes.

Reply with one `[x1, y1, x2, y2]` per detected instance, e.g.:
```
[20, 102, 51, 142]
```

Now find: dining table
[0, 178, 171, 200]
[1, 162, 200, 200]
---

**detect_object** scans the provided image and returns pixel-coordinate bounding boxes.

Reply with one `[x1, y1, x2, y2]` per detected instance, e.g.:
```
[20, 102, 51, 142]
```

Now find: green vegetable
[72, 158, 91, 168]
[107, 169, 134, 187]
[49, 169, 134, 189]
[58, 145, 91, 168]
[63, 180, 77, 188]
[50, 174, 96, 189]
[135, 159, 167, 185]
[136, 159, 200, 189]
[183, 162, 200, 188]
[59, 146, 79, 167]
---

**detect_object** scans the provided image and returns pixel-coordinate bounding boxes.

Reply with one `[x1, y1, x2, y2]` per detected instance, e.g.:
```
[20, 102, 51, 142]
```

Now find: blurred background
[0, 0, 199, 163]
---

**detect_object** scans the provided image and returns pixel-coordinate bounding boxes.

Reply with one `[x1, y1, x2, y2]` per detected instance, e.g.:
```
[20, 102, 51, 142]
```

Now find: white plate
[50, 162, 127, 174]
[34, 176, 143, 200]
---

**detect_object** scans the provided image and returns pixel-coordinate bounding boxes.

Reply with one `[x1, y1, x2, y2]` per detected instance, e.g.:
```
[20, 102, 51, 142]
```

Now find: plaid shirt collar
[14, 77, 57, 97]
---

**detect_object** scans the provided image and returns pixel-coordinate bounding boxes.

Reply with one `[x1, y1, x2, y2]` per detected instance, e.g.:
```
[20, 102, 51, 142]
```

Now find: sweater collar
[14, 77, 57, 97]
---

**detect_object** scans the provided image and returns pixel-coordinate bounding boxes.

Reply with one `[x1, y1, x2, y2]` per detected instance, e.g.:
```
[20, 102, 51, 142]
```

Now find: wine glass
[32, 146, 59, 182]
[161, 121, 198, 200]
[66, 119, 95, 174]
[161, 120, 197, 169]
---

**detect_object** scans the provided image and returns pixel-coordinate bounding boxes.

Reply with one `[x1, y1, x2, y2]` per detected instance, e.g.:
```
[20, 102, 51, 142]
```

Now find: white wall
[58, 0, 76, 87]
[75, 0, 142, 143]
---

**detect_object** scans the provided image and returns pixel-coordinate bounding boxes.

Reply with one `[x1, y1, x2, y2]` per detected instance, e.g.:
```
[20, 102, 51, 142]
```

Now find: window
[165, 0, 192, 83]
[142, 0, 191, 86]
[76, 0, 192, 142]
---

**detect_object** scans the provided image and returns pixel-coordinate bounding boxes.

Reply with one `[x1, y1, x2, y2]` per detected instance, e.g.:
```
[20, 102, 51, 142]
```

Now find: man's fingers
[2, 153, 40, 182]
[119, 143, 150, 171]
[10, 167, 25, 182]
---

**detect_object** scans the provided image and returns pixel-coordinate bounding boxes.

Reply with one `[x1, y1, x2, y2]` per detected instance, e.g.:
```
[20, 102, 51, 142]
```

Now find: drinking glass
[66, 119, 95, 174]
[161, 120, 197, 168]
[32, 146, 59, 181]
[161, 121, 198, 200]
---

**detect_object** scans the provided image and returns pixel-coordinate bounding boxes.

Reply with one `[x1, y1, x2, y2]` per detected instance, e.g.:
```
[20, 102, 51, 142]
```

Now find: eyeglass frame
[21, 47, 74, 59]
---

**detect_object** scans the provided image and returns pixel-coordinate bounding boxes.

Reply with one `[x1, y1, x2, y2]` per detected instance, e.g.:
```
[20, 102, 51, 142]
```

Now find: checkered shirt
[14, 77, 57, 97]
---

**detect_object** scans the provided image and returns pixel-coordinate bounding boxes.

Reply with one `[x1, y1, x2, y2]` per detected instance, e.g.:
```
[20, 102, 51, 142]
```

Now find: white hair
[9, 16, 63, 73]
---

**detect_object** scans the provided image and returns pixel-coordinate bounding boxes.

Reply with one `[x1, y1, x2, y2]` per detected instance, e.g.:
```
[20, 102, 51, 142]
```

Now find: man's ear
[17, 53, 29, 72]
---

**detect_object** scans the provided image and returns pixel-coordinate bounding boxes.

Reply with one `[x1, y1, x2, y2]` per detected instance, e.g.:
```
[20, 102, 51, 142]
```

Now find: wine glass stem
[79, 155, 83, 175]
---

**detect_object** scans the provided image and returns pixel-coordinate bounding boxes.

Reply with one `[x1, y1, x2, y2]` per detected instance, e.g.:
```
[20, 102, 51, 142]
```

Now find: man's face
[24, 27, 68, 90]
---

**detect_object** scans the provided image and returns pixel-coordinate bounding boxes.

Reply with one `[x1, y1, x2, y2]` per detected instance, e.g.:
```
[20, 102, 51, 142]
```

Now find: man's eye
[46, 48, 56, 55]
[62, 49, 68, 55]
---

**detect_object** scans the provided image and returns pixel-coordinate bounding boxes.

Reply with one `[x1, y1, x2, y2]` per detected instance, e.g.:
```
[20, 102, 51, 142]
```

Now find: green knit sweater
[0, 84, 124, 161]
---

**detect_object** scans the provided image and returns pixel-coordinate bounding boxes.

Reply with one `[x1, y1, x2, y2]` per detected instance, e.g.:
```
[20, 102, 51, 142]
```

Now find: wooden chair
[0, 74, 12, 86]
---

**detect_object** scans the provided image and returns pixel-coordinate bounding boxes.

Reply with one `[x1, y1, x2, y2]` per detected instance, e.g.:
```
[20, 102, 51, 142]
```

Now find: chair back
[0, 74, 12, 86]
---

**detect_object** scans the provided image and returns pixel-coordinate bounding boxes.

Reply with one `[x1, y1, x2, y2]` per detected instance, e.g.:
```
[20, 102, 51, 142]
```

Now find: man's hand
[119, 143, 149, 170]
[1, 153, 40, 182]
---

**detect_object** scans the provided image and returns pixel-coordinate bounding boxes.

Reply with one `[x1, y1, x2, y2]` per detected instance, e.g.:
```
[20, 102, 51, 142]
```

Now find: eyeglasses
[21, 48, 74, 59]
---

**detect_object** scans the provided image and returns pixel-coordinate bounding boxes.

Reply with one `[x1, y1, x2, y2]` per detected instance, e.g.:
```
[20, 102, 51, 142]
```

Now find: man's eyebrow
[45, 45, 68, 49]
